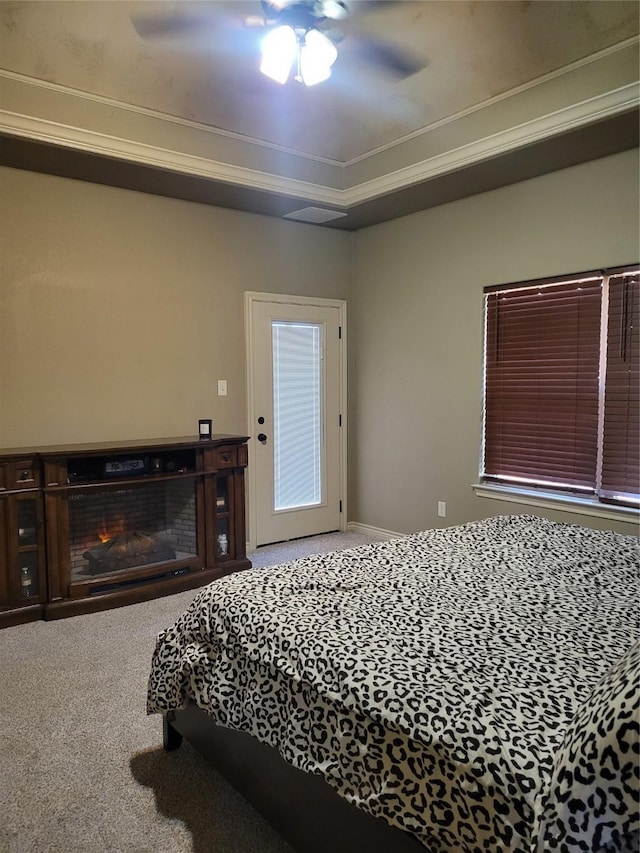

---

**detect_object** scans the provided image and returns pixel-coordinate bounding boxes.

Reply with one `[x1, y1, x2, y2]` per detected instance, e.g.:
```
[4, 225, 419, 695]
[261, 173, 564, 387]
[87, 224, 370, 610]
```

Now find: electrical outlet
[218, 379, 228, 396]
[437, 501, 447, 518]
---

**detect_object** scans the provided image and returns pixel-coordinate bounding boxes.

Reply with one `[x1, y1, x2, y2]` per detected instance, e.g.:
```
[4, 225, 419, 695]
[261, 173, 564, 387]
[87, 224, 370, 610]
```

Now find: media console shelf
[0, 435, 251, 627]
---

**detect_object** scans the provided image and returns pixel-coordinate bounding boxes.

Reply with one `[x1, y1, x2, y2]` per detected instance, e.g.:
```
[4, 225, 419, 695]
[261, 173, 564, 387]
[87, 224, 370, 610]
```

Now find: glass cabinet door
[216, 475, 233, 560]
[16, 496, 41, 600]
[19, 552, 40, 599]
[18, 499, 38, 547]
[0, 493, 44, 609]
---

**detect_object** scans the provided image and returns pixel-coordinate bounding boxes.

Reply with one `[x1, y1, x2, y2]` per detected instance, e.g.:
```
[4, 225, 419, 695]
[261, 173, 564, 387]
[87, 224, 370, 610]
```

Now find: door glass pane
[272, 321, 322, 511]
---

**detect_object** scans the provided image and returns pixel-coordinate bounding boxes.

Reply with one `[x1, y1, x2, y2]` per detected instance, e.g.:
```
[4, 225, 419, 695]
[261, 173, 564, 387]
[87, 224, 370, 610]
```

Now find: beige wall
[0, 167, 351, 447]
[2, 152, 638, 537]
[350, 148, 640, 536]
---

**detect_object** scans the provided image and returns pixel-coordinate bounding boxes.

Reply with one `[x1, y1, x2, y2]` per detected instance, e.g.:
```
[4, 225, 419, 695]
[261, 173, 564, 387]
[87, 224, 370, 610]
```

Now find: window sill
[472, 483, 640, 525]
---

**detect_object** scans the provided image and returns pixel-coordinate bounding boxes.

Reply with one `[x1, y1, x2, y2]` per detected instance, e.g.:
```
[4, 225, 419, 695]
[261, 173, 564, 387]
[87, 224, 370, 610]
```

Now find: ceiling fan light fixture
[260, 25, 297, 83]
[300, 28, 337, 85]
[260, 20, 337, 87]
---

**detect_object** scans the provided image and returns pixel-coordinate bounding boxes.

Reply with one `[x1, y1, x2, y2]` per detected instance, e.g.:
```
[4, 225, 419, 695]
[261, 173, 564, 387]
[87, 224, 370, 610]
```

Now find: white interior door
[245, 293, 346, 548]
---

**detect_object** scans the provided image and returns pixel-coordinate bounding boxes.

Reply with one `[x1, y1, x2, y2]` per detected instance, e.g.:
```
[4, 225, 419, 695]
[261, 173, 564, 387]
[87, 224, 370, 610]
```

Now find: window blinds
[272, 321, 322, 512]
[601, 270, 639, 504]
[483, 265, 640, 508]
[484, 276, 603, 492]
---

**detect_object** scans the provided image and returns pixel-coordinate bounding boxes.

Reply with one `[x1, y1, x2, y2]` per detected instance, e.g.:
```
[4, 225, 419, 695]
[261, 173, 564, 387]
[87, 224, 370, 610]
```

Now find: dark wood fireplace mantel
[0, 435, 251, 627]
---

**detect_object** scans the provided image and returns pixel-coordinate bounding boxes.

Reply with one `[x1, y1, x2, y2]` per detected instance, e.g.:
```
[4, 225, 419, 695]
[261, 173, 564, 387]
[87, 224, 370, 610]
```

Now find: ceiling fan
[250, 0, 348, 85]
[244, 0, 351, 29]
[131, 0, 424, 87]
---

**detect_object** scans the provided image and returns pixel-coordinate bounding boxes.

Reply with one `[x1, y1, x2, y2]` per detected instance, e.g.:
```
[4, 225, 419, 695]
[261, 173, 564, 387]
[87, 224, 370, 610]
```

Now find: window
[272, 321, 322, 511]
[482, 265, 639, 509]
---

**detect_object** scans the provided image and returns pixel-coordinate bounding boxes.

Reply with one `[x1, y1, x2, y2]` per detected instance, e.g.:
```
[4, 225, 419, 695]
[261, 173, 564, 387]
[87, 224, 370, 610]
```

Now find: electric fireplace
[0, 435, 251, 626]
[68, 479, 197, 580]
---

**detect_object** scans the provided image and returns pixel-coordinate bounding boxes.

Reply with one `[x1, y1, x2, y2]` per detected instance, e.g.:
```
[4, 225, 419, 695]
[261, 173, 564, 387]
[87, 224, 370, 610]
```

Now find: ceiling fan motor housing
[260, 0, 348, 28]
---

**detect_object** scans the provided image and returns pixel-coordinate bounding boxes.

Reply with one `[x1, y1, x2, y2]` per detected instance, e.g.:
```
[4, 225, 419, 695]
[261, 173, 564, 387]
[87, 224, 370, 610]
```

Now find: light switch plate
[218, 380, 228, 396]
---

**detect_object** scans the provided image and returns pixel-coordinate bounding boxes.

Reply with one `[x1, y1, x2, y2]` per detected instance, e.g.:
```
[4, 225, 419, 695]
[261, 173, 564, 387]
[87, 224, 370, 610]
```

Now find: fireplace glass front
[68, 479, 198, 582]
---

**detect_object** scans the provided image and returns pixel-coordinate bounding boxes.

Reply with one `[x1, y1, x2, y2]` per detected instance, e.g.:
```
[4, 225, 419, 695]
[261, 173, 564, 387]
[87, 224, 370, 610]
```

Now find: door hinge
[338, 326, 342, 339]
[339, 500, 343, 513]
[339, 414, 342, 427]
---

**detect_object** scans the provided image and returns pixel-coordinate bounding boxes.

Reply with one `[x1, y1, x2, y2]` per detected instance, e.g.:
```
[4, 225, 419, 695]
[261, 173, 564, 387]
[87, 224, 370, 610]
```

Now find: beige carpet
[0, 531, 383, 853]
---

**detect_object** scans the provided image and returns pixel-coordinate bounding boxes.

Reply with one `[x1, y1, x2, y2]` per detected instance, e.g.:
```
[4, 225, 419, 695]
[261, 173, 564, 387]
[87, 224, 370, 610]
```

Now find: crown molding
[0, 69, 344, 168]
[1, 67, 638, 211]
[343, 35, 640, 167]
[0, 109, 342, 206]
[345, 83, 640, 205]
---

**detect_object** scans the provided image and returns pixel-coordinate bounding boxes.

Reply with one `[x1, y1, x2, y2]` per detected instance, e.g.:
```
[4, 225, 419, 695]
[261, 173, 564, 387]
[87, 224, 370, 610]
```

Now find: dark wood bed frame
[163, 702, 427, 853]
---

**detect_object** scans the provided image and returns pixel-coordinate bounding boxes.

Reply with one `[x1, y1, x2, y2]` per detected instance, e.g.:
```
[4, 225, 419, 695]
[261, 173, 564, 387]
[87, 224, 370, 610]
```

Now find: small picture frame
[198, 419, 213, 440]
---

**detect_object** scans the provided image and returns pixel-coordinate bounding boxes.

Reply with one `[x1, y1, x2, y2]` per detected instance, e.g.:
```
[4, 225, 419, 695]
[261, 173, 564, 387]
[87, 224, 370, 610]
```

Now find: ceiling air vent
[283, 207, 348, 224]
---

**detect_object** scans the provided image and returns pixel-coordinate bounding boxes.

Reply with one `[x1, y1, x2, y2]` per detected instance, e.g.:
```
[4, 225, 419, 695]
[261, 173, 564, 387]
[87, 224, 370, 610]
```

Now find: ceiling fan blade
[347, 1, 411, 12]
[349, 34, 425, 79]
[131, 12, 213, 40]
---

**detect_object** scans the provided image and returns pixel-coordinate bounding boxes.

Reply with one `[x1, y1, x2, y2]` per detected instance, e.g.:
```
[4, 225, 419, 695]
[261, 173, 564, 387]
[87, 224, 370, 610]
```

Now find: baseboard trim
[346, 521, 402, 540]
[246, 524, 403, 554]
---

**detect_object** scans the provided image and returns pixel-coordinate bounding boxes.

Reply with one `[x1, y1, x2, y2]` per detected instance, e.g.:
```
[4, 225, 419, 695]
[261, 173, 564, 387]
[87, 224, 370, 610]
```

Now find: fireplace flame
[98, 519, 125, 543]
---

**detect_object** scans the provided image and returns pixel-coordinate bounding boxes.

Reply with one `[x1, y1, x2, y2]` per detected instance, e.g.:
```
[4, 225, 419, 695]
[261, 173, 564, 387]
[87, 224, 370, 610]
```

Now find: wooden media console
[0, 435, 251, 627]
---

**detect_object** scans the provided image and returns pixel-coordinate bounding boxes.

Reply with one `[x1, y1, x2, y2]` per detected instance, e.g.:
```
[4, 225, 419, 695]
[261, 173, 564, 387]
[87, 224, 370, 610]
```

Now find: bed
[147, 515, 640, 853]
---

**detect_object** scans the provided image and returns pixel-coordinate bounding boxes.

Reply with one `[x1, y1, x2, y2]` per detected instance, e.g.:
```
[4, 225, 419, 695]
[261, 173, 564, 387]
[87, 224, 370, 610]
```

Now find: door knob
[257, 433, 268, 444]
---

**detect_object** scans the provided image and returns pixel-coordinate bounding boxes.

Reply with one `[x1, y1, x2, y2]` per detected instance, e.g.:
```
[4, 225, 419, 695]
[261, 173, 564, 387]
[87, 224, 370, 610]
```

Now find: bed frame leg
[163, 712, 183, 751]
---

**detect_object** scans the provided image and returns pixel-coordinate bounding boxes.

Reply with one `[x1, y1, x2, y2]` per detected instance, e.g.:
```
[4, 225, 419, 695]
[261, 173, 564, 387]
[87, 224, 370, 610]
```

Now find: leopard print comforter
[147, 515, 640, 852]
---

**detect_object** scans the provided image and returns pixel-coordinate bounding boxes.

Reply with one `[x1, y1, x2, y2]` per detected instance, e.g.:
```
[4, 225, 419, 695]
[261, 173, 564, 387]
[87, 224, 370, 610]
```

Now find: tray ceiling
[1, 1, 638, 228]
